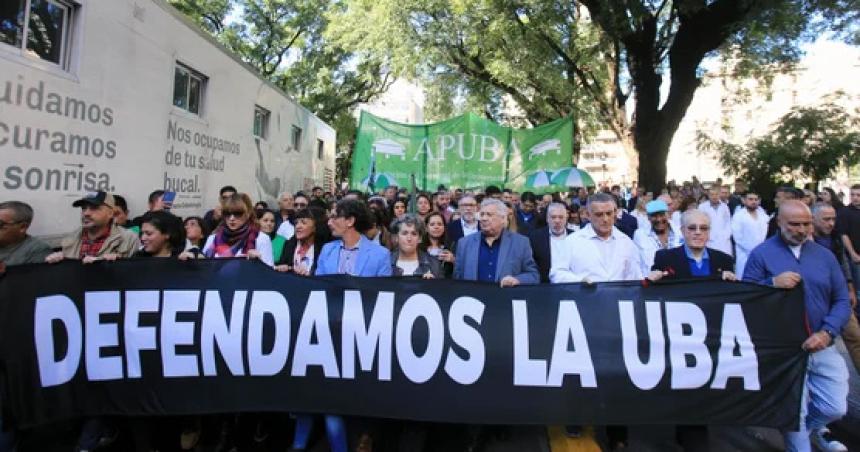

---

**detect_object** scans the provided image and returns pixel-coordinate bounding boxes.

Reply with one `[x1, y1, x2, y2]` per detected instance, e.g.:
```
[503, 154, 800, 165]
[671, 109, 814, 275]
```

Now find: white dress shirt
[633, 224, 683, 275]
[276, 221, 295, 240]
[698, 201, 733, 256]
[731, 207, 768, 277]
[461, 218, 479, 237]
[550, 224, 644, 283]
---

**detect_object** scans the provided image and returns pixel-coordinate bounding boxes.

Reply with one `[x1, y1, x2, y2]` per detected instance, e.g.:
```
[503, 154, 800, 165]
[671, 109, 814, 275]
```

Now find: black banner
[0, 259, 806, 429]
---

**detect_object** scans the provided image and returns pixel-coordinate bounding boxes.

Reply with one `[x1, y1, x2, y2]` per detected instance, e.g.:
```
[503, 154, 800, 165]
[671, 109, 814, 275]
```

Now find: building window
[291, 125, 302, 151]
[173, 63, 206, 115]
[253, 106, 270, 139]
[317, 139, 324, 160]
[0, 0, 75, 68]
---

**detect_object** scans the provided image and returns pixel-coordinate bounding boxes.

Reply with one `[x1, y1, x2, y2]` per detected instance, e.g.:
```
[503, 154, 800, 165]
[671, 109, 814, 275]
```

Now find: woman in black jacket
[274, 207, 330, 275]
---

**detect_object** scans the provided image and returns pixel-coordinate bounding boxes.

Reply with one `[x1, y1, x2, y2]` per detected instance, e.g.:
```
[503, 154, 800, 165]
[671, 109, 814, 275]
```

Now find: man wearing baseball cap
[632, 199, 683, 275]
[45, 191, 140, 263]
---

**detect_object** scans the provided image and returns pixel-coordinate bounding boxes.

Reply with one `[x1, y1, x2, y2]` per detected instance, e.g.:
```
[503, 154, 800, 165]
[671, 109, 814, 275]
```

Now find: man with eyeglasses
[644, 209, 733, 451]
[447, 195, 480, 244]
[0, 201, 52, 268]
[203, 185, 237, 232]
[648, 209, 735, 280]
[745, 200, 851, 452]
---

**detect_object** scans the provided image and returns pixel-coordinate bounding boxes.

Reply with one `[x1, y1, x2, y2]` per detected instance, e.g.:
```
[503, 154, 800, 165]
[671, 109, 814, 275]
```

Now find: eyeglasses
[685, 225, 710, 232]
[223, 210, 246, 218]
[459, 203, 477, 208]
[0, 220, 22, 229]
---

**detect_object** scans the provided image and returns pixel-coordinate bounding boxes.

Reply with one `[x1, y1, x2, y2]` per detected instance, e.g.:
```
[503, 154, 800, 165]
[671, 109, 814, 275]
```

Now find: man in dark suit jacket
[614, 195, 638, 239]
[447, 195, 480, 245]
[529, 203, 572, 282]
[649, 209, 736, 281]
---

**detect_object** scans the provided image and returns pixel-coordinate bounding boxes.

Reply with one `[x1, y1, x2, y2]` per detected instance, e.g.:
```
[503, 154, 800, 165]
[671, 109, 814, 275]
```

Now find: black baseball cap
[72, 191, 116, 209]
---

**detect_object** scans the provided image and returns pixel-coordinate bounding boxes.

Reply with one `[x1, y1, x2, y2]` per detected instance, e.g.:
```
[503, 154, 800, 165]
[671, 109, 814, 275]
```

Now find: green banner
[349, 112, 573, 192]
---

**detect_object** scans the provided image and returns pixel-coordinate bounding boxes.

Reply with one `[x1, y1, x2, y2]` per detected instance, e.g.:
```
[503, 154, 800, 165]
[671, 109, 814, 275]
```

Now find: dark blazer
[454, 230, 539, 284]
[626, 196, 639, 212]
[528, 226, 570, 283]
[652, 245, 735, 279]
[516, 208, 540, 232]
[276, 236, 325, 275]
[615, 211, 638, 239]
[390, 250, 443, 278]
[447, 218, 480, 245]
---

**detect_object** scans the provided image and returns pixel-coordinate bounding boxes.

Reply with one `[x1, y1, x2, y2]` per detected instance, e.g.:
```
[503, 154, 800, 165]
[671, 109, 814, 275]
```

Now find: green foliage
[698, 99, 860, 193]
[327, 0, 608, 133]
[329, 0, 858, 190]
[170, 0, 395, 183]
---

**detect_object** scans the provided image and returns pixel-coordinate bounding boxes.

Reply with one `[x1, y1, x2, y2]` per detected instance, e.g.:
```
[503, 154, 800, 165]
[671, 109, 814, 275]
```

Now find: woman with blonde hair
[193, 193, 274, 266]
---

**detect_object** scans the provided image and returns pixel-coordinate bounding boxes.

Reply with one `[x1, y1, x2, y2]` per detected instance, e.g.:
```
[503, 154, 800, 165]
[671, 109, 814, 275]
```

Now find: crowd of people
[0, 177, 859, 452]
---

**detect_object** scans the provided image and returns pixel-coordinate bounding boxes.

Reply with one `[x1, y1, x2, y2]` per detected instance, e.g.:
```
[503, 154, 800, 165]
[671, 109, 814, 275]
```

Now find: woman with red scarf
[193, 193, 274, 266]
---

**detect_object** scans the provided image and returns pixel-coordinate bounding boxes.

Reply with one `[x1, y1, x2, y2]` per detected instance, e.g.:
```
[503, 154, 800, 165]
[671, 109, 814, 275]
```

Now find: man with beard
[731, 191, 769, 277]
[633, 199, 683, 275]
[745, 200, 851, 452]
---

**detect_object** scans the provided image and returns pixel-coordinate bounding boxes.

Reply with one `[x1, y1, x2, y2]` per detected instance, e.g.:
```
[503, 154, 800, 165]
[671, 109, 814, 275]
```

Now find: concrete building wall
[0, 0, 335, 238]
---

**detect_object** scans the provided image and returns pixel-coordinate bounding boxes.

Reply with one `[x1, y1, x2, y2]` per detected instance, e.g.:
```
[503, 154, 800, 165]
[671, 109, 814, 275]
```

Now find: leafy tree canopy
[328, 0, 859, 190]
[170, 0, 395, 182]
[697, 96, 860, 195]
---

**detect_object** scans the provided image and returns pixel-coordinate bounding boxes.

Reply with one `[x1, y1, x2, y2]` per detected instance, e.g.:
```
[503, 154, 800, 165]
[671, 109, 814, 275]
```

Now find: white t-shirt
[397, 259, 420, 275]
[789, 244, 802, 259]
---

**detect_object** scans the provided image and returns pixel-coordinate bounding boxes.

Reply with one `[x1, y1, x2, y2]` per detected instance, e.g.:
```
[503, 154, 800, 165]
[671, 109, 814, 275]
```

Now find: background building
[0, 0, 336, 238]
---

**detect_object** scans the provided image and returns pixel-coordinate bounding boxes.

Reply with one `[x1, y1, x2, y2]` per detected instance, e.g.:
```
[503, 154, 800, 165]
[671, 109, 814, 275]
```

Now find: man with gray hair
[529, 202, 572, 282]
[0, 201, 52, 267]
[454, 198, 538, 287]
[551, 192, 643, 283]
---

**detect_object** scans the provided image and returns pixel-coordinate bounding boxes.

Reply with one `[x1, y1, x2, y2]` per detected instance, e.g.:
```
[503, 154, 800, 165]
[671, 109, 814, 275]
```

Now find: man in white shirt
[551, 193, 643, 283]
[731, 191, 769, 277]
[633, 199, 683, 275]
[529, 203, 572, 282]
[698, 186, 733, 256]
[447, 195, 479, 244]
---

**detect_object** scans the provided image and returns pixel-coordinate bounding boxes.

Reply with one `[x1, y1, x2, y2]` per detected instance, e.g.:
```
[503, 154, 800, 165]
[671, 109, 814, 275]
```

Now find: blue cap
[646, 200, 669, 215]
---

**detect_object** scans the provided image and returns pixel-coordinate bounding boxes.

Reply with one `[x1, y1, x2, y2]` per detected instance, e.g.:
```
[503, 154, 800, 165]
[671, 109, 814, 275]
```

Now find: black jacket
[276, 236, 325, 275]
[652, 246, 734, 279]
[528, 226, 571, 283]
[390, 250, 443, 278]
[447, 217, 480, 246]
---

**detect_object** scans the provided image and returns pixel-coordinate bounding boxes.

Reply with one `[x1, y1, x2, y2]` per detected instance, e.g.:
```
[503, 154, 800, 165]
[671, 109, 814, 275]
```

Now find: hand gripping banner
[0, 259, 806, 429]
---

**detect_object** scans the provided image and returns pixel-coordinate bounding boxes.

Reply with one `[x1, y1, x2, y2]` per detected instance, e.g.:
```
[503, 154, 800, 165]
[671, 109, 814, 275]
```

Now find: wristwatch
[821, 329, 836, 342]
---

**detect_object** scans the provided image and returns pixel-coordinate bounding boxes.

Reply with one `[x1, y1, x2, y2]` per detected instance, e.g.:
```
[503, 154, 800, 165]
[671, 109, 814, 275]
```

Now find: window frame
[253, 105, 270, 140]
[173, 63, 207, 116]
[317, 138, 324, 160]
[291, 125, 302, 152]
[0, 0, 76, 70]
